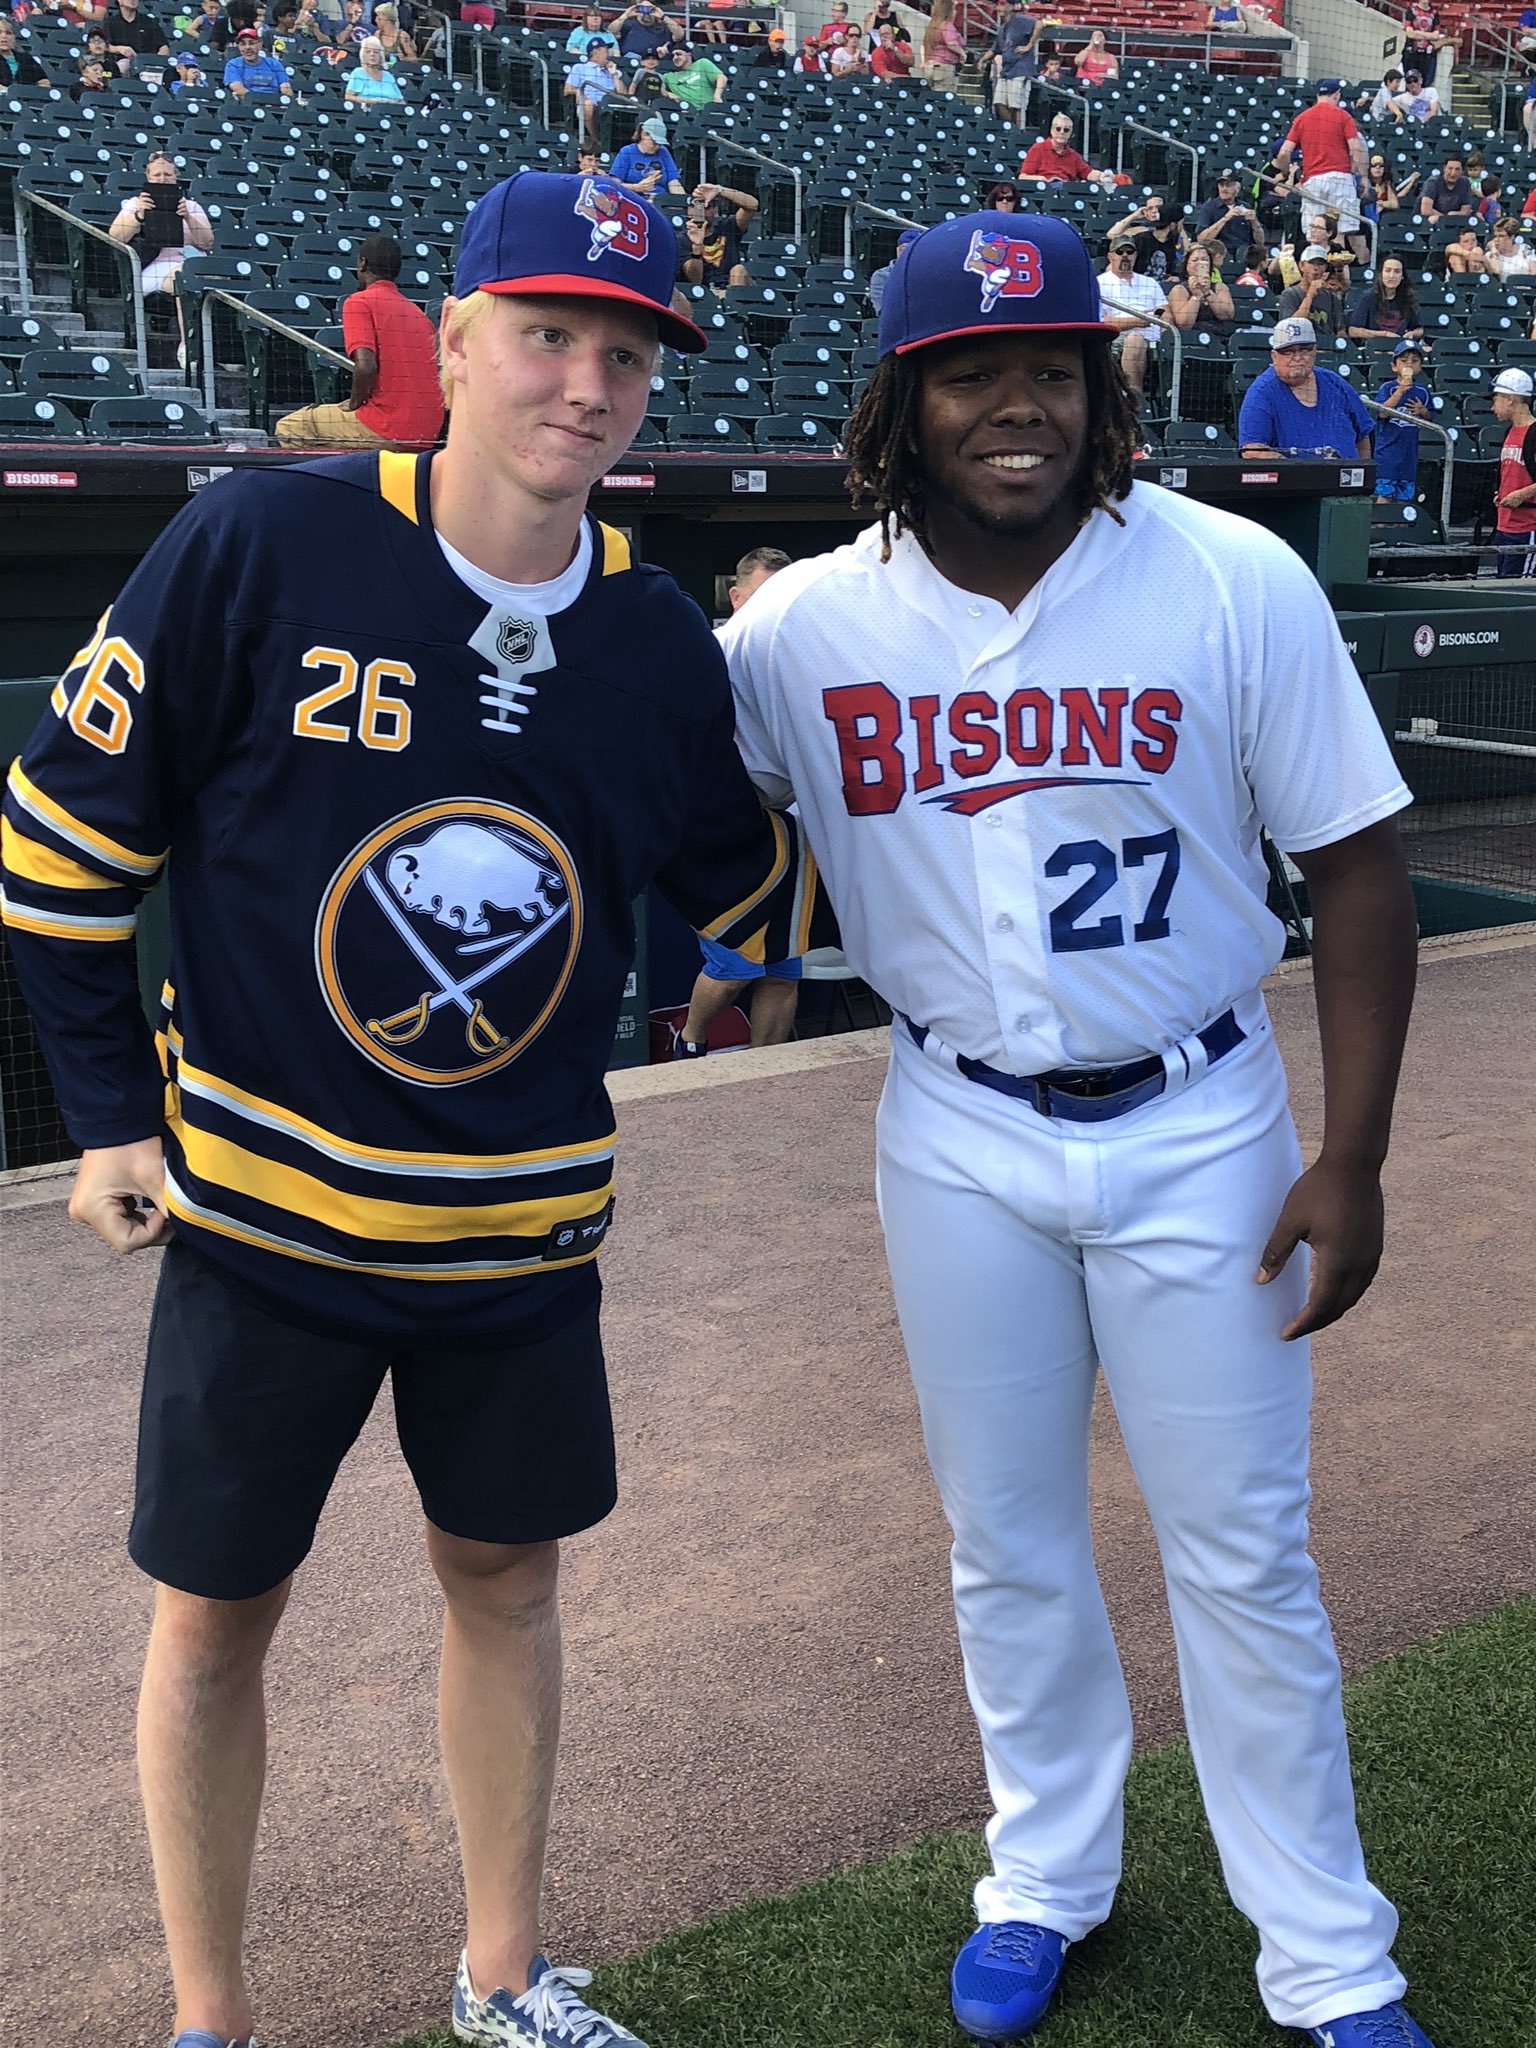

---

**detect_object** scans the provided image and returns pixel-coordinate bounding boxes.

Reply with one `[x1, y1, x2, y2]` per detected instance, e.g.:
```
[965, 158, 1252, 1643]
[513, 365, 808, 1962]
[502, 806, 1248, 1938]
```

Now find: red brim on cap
[476, 273, 707, 354]
[894, 318, 1118, 355]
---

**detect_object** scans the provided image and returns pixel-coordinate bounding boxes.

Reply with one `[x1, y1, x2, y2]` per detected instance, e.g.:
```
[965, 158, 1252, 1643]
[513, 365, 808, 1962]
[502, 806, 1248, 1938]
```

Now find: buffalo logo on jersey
[964, 230, 1045, 315]
[822, 681, 1184, 816]
[575, 178, 649, 264]
[316, 801, 582, 1086]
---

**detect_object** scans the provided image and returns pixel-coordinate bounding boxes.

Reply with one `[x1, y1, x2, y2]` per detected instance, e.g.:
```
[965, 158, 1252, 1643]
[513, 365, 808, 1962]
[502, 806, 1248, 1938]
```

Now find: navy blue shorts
[129, 1241, 617, 1601]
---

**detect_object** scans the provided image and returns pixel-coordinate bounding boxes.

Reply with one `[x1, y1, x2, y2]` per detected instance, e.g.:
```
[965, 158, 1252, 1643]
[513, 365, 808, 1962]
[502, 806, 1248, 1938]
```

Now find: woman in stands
[1074, 27, 1118, 82]
[345, 30, 404, 97]
[371, 1, 415, 60]
[108, 149, 213, 369]
[1366, 155, 1419, 220]
[1346, 254, 1422, 339]
[922, 0, 966, 90]
[1165, 241, 1235, 333]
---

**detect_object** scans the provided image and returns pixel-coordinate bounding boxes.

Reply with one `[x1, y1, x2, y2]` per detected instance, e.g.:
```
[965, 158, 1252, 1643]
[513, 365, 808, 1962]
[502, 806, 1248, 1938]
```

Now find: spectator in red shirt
[817, 0, 852, 44]
[1274, 79, 1369, 267]
[275, 236, 442, 447]
[1018, 113, 1113, 188]
[870, 20, 913, 76]
[1073, 27, 1118, 81]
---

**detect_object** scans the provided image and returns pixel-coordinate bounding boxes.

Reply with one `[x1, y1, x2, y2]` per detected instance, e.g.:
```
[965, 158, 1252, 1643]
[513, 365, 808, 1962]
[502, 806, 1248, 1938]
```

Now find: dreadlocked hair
[843, 338, 1140, 562]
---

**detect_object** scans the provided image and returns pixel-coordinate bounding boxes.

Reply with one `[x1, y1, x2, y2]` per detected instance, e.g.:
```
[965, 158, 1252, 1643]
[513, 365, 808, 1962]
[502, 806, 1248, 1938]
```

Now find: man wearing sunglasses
[274, 234, 443, 449]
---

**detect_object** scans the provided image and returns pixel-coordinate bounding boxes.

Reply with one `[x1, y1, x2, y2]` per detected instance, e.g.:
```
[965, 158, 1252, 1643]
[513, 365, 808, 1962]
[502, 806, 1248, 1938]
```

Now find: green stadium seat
[0, 395, 86, 440]
[87, 397, 219, 442]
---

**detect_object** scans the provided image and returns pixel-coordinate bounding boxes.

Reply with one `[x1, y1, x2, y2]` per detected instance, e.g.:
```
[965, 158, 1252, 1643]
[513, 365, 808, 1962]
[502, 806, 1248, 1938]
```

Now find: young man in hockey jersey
[2, 171, 816, 2048]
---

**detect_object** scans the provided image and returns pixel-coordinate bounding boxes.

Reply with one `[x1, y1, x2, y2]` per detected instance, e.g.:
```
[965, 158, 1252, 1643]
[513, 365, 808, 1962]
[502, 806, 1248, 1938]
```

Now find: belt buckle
[1032, 1076, 1054, 1117]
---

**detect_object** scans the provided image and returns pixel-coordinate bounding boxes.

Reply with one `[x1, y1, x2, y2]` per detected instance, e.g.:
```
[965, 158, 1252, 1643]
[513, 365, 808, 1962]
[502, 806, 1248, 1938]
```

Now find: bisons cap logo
[497, 617, 538, 665]
[316, 801, 581, 1086]
[963, 229, 1045, 314]
[1412, 624, 1436, 658]
[574, 178, 649, 264]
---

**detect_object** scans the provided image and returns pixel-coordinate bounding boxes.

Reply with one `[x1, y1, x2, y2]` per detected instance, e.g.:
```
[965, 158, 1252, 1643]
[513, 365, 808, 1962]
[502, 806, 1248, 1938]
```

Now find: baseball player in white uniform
[719, 213, 1433, 2046]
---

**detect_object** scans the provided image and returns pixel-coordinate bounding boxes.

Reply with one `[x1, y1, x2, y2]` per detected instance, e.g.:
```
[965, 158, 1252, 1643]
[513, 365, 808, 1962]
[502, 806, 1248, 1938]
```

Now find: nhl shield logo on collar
[497, 617, 538, 665]
[964, 229, 1045, 315]
[316, 801, 582, 1086]
[575, 178, 649, 264]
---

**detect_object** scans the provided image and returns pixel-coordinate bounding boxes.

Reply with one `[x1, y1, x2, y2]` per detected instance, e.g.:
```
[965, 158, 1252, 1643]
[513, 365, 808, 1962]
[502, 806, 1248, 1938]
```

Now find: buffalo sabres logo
[574, 177, 649, 265]
[316, 801, 581, 1086]
[496, 617, 538, 666]
[964, 229, 1044, 315]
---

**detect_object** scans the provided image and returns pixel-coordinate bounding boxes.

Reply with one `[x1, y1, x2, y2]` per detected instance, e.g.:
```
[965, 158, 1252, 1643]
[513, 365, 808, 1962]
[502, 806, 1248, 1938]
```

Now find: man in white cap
[1275, 244, 1347, 337]
[1238, 315, 1373, 460]
[1490, 366, 1536, 576]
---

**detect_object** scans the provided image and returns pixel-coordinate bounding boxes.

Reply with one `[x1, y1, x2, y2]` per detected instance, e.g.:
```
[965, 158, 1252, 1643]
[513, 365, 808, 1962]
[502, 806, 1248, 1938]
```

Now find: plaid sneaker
[452, 1950, 648, 2048]
[169, 2033, 258, 2048]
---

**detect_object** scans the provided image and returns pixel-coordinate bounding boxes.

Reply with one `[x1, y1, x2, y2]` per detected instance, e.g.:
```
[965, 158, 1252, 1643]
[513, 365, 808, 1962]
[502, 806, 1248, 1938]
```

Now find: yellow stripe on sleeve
[2, 815, 119, 892]
[171, 1114, 613, 1244]
[599, 522, 632, 576]
[0, 894, 138, 942]
[378, 448, 420, 525]
[700, 809, 790, 941]
[6, 761, 164, 879]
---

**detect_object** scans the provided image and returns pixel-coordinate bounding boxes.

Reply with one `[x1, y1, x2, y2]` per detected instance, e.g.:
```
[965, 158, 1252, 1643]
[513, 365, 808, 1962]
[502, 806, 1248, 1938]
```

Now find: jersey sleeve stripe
[1, 815, 122, 893]
[169, 1114, 614, 1245]
[169, 1047, 617, 1180]
[698, 806, 791, 941]
[162, 1169, 607, 1281]
[377, 447, 421, 525]
[599, 522, 633, 576]
[0, 892, 139, 942]
[791, 827, 819, 958]
[6, 762, 166, 881]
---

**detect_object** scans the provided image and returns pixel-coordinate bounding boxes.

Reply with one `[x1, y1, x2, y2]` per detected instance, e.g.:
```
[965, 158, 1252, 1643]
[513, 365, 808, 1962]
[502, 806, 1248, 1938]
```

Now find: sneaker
[169, 2033, 258, 2048]
[452, 1950, 647, 2048]
[950, 1922, 1069, 2041]
[1305, 2005, 1437, 2048]
[669, 1026, 707, 1060]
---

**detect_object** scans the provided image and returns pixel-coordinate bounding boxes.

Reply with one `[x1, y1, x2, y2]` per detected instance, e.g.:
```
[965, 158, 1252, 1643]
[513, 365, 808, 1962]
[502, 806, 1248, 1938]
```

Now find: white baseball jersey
[719, 480, 1411, 1073]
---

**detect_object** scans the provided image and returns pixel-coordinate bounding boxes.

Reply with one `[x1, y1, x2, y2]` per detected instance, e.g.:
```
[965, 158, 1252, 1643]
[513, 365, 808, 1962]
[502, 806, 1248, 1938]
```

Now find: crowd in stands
[4, 0, 1536, 549]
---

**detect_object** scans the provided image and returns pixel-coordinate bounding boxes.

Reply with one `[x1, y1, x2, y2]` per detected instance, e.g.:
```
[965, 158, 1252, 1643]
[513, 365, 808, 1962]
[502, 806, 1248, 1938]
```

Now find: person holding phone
[108, 150, 213, 367]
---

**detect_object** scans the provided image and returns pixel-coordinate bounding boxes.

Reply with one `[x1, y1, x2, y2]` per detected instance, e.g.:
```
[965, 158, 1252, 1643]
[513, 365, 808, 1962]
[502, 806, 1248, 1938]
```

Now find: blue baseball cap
[1391, 338, 1423, 358]
[452, 169, 706, 353]
[877, 210, 1115, 358]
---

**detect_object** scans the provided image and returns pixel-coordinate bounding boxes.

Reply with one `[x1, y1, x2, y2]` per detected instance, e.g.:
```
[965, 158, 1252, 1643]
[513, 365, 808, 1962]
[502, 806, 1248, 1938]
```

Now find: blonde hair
[438, 288, 496, 406]
[373, 3, 398, 20]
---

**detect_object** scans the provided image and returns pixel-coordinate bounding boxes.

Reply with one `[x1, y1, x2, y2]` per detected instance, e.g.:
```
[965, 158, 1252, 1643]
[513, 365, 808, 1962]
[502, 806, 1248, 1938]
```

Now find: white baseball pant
[874, 998, 1406, 2031]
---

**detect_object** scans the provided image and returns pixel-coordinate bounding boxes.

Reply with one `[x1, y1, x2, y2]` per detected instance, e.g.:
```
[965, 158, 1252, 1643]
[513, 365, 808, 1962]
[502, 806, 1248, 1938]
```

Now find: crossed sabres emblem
[360, 820, 570, 1058]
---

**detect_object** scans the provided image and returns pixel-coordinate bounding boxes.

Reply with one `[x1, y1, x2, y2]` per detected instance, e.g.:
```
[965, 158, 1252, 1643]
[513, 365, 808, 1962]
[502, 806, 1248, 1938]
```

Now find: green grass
[400, 1600, 1536, 2048]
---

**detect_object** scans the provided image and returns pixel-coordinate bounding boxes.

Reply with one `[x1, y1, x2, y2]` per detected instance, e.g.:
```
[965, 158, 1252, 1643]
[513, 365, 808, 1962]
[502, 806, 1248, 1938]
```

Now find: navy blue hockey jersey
[3, 449, 818, 1339]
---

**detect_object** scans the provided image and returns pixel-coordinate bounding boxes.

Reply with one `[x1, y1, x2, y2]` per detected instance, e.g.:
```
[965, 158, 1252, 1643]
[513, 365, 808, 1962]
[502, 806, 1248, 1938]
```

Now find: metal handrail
[1463, 10, 1522, 75]
[1100, 285, 1184, 420]
[1360, 392, 1455, 536]
[1116, 117, 1199, 209]
[198, 286, 352, 423]
[849, 199, 922, 269]
[15, 188, 148, 384]
[702, 139, 803, 247]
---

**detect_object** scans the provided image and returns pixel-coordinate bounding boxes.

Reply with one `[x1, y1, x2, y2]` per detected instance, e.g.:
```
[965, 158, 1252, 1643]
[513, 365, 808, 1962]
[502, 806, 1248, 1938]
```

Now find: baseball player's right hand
[69, 1137, 170, 1253]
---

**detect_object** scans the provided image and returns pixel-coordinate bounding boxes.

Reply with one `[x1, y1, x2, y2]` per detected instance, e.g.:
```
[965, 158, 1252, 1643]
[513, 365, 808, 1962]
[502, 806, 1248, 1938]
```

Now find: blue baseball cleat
[950, 1921, 1070, 2041]
[1305, 2005, 1437, 2047]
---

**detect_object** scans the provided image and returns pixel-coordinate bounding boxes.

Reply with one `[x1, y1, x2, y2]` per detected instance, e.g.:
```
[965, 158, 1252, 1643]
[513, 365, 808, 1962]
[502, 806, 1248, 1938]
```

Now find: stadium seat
[755, 414, 839, 450]
[667, 414, 755, 448]
[0, 314, 63, 366]
[688, 371, 770, 422]
[1164, 421, 1237, 452]
[771, 341, 851, 376]
[0, 395, 86, 440]
[87, 397, 219, 442]
[17, 349, 139, 418]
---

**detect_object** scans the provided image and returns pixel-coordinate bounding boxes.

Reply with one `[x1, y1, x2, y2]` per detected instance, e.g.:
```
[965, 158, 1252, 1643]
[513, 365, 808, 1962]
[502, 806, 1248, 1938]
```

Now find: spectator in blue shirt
[1371, 340, 1429, 503]
[564, 35, 630, 145]
[223, 23, 291, 91]
[608, 116, 683, 197]
[612, 0, 680, 60]
[987, 0, 1041, 126]
[345, 33, 402, 99]
[565, 6, 608, 55]
[1237, 315, 1374, 459]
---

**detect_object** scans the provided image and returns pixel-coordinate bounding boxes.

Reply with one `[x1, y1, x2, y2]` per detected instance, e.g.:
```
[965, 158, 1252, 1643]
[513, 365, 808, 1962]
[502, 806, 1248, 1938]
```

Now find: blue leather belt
[901, 1007, 1246, 1123]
